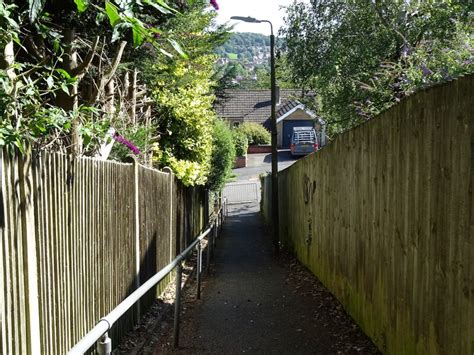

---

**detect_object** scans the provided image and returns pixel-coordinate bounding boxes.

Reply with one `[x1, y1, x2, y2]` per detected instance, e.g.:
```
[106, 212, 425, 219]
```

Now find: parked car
[290, 127, 318, 156]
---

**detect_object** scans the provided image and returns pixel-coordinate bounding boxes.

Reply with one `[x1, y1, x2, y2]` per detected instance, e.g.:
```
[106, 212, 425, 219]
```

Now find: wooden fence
[262, 74, 473, 354]
[0, 150, 207, 354]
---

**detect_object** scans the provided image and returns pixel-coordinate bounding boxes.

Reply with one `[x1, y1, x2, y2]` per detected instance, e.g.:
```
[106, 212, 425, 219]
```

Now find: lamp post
[230, 16, 279, 252]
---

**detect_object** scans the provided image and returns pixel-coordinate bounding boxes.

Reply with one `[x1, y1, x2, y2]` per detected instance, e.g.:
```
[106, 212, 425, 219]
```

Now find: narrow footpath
[155, 202, 380, 354]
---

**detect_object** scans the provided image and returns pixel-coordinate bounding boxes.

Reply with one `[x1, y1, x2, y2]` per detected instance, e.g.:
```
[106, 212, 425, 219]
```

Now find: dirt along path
[141, 202, 380, 355]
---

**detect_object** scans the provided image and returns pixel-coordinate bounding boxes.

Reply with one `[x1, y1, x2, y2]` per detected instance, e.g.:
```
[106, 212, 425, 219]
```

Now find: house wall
[226, 118, 244, 127]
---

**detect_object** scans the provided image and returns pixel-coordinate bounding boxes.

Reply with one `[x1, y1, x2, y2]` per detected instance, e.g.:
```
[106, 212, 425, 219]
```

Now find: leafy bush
[151, 56, 215, 186]
[206, 120, 236, 192]
[236, 122, 271, 145]
[232, 130, 248, 157]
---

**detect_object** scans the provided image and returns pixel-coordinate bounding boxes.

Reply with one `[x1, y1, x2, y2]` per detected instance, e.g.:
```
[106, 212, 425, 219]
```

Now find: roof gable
[214, 89, 315, 124]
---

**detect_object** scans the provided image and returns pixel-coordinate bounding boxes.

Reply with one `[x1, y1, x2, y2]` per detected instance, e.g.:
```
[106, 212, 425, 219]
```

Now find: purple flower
[113, 133, 141, 155]
[420, 64, 432, 76]
[210, 0, 219, 10]
[401, 44, 411, 58]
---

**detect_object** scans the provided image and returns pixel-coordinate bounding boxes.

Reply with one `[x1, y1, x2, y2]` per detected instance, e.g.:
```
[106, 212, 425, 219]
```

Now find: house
[215, 89, 327, 148]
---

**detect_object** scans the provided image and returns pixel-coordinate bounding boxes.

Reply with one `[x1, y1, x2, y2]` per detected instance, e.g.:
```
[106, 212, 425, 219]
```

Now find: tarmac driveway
[232, 150, 301, 182]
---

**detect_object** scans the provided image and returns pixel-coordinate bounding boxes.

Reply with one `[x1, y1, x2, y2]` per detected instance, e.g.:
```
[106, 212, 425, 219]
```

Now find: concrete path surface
[155, 203, 379, 354]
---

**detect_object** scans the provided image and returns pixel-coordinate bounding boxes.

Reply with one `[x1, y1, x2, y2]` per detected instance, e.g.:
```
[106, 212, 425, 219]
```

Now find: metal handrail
[69, 201, 227, 354]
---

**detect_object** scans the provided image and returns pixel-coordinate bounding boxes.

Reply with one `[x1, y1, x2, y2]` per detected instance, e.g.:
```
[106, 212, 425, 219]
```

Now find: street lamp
[230, 16, 279, 252]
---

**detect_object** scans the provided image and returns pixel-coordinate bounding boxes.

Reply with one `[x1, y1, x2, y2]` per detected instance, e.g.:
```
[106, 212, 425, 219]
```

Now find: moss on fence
[263, 74, 474, 354]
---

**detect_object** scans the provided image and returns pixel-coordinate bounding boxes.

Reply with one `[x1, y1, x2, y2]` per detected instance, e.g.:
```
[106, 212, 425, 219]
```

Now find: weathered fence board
[262, 74, 474, 354]
[0, 151, 207, 354]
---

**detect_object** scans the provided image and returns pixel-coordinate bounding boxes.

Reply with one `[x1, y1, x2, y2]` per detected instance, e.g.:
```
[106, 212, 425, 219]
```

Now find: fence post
[206, 226, 212, 275]
[163, 167, 174, 261]
[173, 262, 183, 348]
[214, 217, 218, 246]
[220, 205, 224, 231]
[133, 158, 141, 318]
[97, 332, 112, 355]
[204, 190, 210, 228]
[18, 149, 42, 352]
[196, 242, 202, 300]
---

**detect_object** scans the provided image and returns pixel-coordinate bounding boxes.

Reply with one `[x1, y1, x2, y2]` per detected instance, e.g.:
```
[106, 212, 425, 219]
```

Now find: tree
[280, 1, 473, 135]
[0, 0, 182, 154]
[143, 3, 230, 186]
[1, 0, 241, 190]
[206, 119, 235, 192]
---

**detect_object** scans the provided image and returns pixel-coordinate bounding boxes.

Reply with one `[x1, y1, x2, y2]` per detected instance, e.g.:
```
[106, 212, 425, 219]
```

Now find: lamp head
[230, 16, 262, 23]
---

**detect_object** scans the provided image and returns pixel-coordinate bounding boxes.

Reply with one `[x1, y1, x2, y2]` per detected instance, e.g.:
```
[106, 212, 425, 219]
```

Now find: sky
[213, 0, 306, 36]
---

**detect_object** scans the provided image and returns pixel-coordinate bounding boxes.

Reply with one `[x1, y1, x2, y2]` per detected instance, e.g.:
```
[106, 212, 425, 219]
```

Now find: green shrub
[232, 130, 248, 157]
[207, 119, 236, 192]
[236, 122, 271, 145]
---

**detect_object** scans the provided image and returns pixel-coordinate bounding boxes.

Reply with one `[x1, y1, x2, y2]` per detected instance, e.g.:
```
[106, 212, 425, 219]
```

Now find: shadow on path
[155, 203, 379, 354]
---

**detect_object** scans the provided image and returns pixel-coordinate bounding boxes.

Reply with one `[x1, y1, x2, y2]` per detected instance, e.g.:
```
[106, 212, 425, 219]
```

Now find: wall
[0, 150, 207, 354]
[262, 75, 473, 354]
[247, 145, 272, 154]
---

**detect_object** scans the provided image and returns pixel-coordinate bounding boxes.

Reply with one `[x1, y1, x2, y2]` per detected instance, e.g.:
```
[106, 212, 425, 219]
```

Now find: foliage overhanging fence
[0, 150, 207, 354]
[261, 74, 473, 354]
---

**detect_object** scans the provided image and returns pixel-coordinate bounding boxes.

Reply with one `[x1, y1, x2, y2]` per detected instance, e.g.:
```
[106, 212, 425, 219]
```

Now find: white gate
[223, 182, 259, 204]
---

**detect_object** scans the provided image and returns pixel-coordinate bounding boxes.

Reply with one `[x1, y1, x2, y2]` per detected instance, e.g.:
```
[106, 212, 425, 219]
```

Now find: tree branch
[372, 1, 410, 49]
[15, 56, 50, 81]
[24, 36, 45, 62]
[89, 40, 127, 104]
[71, 36, 100, 77]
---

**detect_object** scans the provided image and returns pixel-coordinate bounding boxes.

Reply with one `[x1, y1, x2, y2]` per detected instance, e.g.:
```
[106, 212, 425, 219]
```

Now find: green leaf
[61, 83, 70, 95]
[14, 138, 25, 154]
[111, 22, 132, 42]
[55, 68, 71, 80]
[159, 47, 173, 58]
[53, 39, 60, 53]
[167, 39, 188, 59]
[132, 27, 143, 47]
[95, 12, 106, 25]
[28, 0, 44, 23]
[105, 1, 121, 26]
[155, 0, 177, 13]
[142, 0, 174, 14]
[45, 76, 54, 89]
[74, 0, 88, 13]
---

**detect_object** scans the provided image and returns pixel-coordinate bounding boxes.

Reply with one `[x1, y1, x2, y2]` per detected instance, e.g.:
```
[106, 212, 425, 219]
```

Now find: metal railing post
[97, 332, 112, 355]
[214, 217, 218, 245]
[206, 225, 212, 275]
[173, 262, 183, 348]
[220, 207, 224, 230]
[197, 241, 202, 300]
[69, 225, 213, 354]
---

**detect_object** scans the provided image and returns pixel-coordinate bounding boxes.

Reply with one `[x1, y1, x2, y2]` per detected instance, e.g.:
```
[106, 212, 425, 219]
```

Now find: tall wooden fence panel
[262, 75, 473, 354]
[0, 151, 207, 354]
[138, 166, 172, 311]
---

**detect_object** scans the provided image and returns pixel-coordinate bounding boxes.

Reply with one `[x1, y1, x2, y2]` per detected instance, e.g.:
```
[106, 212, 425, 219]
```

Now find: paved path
[159, 203, 379, 354]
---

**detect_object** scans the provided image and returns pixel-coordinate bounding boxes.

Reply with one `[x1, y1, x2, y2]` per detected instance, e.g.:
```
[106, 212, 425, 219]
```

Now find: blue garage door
[282, 120, 314, 148]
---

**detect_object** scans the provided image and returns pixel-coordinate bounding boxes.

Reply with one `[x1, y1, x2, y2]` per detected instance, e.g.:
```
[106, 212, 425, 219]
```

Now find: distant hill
[215, 32, 271, 88]
[215, 32, 271, 65]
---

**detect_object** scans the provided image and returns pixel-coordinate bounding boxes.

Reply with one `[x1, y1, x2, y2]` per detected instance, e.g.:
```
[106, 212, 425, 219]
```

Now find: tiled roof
[214, 89, 314, 126]
[276, 100, 302, 118]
